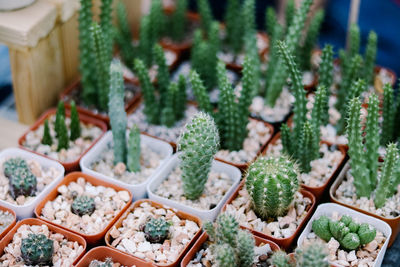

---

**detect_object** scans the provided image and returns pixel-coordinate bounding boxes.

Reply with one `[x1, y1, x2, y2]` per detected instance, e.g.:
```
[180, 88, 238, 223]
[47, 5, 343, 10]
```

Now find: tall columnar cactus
[245, 155, 299, 219]
[99, 0, 113, 63]
[70, 101, 81, 141]
[153, 44, 170, 106]
[170, 0, 187, 42]
[285, 0, 295, 30]
[149, 0, 165, 45]
[139, 15, 152, 66]
[175, 74, 187, 120]
[127, 125, 141, 173]
[311, 85, 327, 145]
[299, 121, 316, 173]
[364, 31, 377, 85]
[55, 101, 65, 138]
[295, 243, 329, 267]
[264, 22, 283, 96]
[161, 82, 178, 127]
[21, 234, 54, 266]
[198, 0, 212, 33]
[57, 116, 69, 151]
[108, 60, 127, 164]
[91, 22, 110, 111]
[115, 1, 135, 70]
[178, 112, 219, 199]
[225, 0, 242, 54]
[382, 83, 395, 145]
[242, 0, 256, 36]
[265, 7, 277, 37]
[42, 120, 52, 146]
[189, 70, 212, 114]
[364, 94, 379, 190]
[318, 45, 334, 92]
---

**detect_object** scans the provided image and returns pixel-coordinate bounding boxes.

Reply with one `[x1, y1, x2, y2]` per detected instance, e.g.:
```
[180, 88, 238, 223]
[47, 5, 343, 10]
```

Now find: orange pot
[18, 108, 107, 172]
[0, 205, 16, 241]
[330, 162, 400, 247]
[0, 218, 87, 265]
[75, 246, 154, 267]
[180, 231, 280, 266]
[222, 179, 316, 250]
[34, 172, 132, 244]
[105, 199, 203, 267]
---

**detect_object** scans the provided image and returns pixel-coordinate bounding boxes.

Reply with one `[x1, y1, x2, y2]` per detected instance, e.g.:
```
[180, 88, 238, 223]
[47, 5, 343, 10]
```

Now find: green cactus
[329, 220, 350, 241]
[299, 121, 316, 172]
[170, 0, 187, 42]
[8, 167, 37, 199]
[3, 157, 29, 178]
[281, 123, 294, 156]
[109, 60, 127, 165]
[57, 116, 69, 151]
[115, 2, 135, 70]
[99, 0, 113, 63]
[160, 82, 177, 128]
[89, 257, 113, 267]
[127, 125, 141, 173]
[42, 119, 52, 146]
[71, 196, 96, 216]
[364, 31, 377, 85]
[225, 0, 242, 54]
[295, 243, 329, 267]
[21, 234, 54, 266]
[236, 230, 255, 267]
[265, 7, 277, 37]
[318, 45, 334, 97]
[55, 101, 65, 138]
[348, 24, 360, 59]
[189, 70, 212, 114]
[312, 215, 333, 242]
[246, 155, 300, 219]
[285, 0, 295, 31]
[358, 223, 377, 245]
[270, 250, 292, 267]
[382, 83, 395, 145]
[70, 101, 81, 141]
[198, 0, 213, 33]
[153, 44, 170, 107]
[310, 85, 327, 149]
[175, 74, 187, 120]
[178, 112, 219, 199]
[144, 217, 171, 243]
[149, 0, 165, 45]
[242, 0, 256, 37]
[215, 244, 236, 267]
[204, 221, 216, 241]
[340, 233, 360, 250]
[215, 213, 239, 247]
[139, 15, 153, 66]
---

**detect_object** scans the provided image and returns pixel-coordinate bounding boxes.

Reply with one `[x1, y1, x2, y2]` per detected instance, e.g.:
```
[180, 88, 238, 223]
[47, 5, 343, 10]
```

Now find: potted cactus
[181, 212, 280, 267]
[80, 60, 173, 200]
[222, 154, 315, 249]
[105, 199, 202, 266]
[298, 203, 392, 267]
[147, 112, 241, 221]
[34, 172, 132, 244]
[19, 101, 107, 171]
[0, 218, 86, 266]
[330, 95, 400, 246]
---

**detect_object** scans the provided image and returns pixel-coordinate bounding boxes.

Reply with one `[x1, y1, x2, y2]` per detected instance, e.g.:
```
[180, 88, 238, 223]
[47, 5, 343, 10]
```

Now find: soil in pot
[107, 201, 201, 265]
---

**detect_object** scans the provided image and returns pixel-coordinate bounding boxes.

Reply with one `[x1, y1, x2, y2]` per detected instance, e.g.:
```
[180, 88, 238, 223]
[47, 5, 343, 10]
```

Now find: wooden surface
[0, 117, 28, 150]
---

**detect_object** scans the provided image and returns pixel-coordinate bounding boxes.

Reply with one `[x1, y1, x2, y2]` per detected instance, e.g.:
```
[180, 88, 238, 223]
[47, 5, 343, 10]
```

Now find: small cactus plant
[42, 120, 52, 146]
[245, 155, 300, 219]
[8, 166, 37, 200]
[3, 157, 29, 177]
[169, 0, 188, 42]
[363, 31, 378, 85]
[71, 196, 96, 216]
[55, 100, 65, 138]
[56, 115, 69, 151]
[69, 101, 81, 141]
[270, 250, 292, 267]
[144, 217, 171, 243]
[127, 125, 141, 173]
[294, 242, 329, 267]
[21, 233, 54, 266]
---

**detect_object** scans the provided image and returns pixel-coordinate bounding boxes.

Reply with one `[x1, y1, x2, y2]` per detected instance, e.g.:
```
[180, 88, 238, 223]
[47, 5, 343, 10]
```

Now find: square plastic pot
[80, 130, 173, 200]
[147, 153, 241, 221]
[297, 203, 392, 267]
[0, 205, 16, 241]
[330, 162, 400, 247]
[105, 199, 203, 267]
[180, 231, 280, 267]
[0, 147, 65, 219]
[0, 218, 87, 265]
[18, 108, 108, 172]
[34, 172, 133, 244]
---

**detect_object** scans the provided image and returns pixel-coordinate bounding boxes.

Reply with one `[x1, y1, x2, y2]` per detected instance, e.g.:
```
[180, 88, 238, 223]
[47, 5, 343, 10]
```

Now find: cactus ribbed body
[236, 230, 254, 267]
[139, 15, 152, 66]
[242, 0, 256, 36]
[382, 84, 395, 145]
[312, 215, 332, 241]
[246, 155, 299, 219]
[175, 75, 187, 120]
[8, 166, 37, 199]
[3, 158, 29, 177]
[319, 45, 334, 91]
[71, 196, 96, 216]
[161, 82, 177, 128]
[149, 0, 164, 45]
[299, 121, 315, 173]
[270, 250, 292, 267]
[70, 101, 81, 141]
[281, 123, 294, 156]
[285, 0, 295, 31]
[348, 24, 360, 59]
[295, 243, 329, 267]
[225, 0, 242, 54]
[216, 244, 236, 267]
[56, 116, 69, 152]
[311, 85, 327, 149]
[144, 217, 171, 243]
[42, 119, 52, 146]
[198, 0, 212, 32]
[364, 31, 377, 85]
[21, 234, 54, 266]
[265, 7, 277, 36]
[215, 213, 239, 247]
[99, 0, 113, 63]
[153, 44, 170, 107]
[170, 0, 187, 42]
[55, 101, 65, 138]
[364, 94, 379, 190]
[127, 125, 141, 173]
[189, 70, 212, 114]
[178, 112, 219, 200]
[115, 2, 135, 69]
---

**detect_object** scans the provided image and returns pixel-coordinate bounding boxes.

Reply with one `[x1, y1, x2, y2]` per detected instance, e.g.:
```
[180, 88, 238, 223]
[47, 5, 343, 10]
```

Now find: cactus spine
[153, 44, 170, 105]
[144, 217, 171, 243]
[364, 31, 377, 85]
[246, 155, 299, 219]
[21, 234, 54, 266]
[127, 125, 141, 173]
[175, 74, 187, 120]
[295, 243, 329, 267]
[270, 250, 292, 267]
[161, 82, 178, 128]
[71, 196, 96, 216]
[318, 45, 333, 125]
[70, 101, 81, 141]
[7, 164, 37, 199]
[42, 120, 52, 146]
[178, 112, 219, 199]
[364, 94, 379, 190]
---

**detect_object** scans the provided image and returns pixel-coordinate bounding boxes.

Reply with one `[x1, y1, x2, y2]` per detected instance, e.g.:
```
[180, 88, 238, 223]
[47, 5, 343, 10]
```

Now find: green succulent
[144, 217, 171, 243]
[71, 196, 96, 216]
[21, 234, 54, 266]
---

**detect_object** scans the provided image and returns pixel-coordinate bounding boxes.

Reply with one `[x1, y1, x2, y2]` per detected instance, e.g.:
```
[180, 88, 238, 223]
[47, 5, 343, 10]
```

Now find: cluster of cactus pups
[42, 101, 81, 152]
[20, 233, 54, 266]
[71, 195, 96, 217]
[270, 243, 329, 267]
[3, 157, 37, 199]
[312, 215, 376, 251]
[143, 217, 172, 244]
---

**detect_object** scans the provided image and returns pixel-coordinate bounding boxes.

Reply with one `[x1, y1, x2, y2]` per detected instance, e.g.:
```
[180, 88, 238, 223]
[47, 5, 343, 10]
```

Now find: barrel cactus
[71, 196, 96, 216]
[144, 217, 171, 243]
[3, 157, 29, 177]
[21, 234, 54, 266]
[8, 167, 37, 199]
[245, 155, 300, 219]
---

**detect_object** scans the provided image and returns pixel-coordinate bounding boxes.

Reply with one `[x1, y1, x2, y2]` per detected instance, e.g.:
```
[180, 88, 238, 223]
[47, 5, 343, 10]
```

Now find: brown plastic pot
[330, 162, 400, 247]
[105, 199, 203, 267]
[222, 179, 316, 250]
[263, 132, 347, 201]
[60, 76, 142, 126]
[0, 205, 16, 241]
[34, 172, 132, 244]
[180, 231, 280, 267]
[18, 108, 108, 172]
[0, 218, 87, 265]
[75, 246, 154, 267]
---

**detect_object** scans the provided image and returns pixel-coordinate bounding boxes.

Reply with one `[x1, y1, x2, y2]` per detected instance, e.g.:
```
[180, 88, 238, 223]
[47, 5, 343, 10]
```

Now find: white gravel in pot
[22, 115, 103, 163]
[89, 259, 134, 267]
[0, 223, 84, 267]
[40, 177, 130, 235]
[108, 201, 200, 265]
[153, 166, 233, 211]
[0, 210, 14, 233]
[302, 212, 386, 267]
[225, 187, 312, 239]
[0, 157, 61, 206]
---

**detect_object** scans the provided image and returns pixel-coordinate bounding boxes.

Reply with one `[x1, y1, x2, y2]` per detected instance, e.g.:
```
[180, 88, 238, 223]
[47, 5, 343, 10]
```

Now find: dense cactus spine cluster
[294, 243, 329, 267]
[21, 234, 54, 266]
[270, 250, 292, 267]
[144, 217, 171, 243]
[42, 120, 52, 146]
[4, 157, 37, 199]
[189, 70, 212, 114]
[71, 196, 96, 216]
[127, 125, 141, 173]
[382, 83, 395, 145]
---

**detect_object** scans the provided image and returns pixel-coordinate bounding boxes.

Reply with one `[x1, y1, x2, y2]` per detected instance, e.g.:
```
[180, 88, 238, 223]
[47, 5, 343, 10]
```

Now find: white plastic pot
[0, 0, 35, 11]
[80, 131, 173, 200]
[147, 153, 242, 221]
[297, 203, 392, 267]
[0, 147, 65, 219]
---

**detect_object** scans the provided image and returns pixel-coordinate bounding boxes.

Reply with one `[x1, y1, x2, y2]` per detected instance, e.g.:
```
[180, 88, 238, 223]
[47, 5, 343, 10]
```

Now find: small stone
[114, 162, 126, 175]
[117, 190, 130, 202]
[364, 240, 378, 252]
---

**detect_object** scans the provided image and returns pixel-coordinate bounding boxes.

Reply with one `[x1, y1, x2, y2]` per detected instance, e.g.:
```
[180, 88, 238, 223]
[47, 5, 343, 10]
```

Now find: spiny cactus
[70, 101, 81, 141]
[246, 155, 300, 219]
[295, 243, 329, 267]
[270, 250, 292, 267]
[178, 112, 219, 200]
[382, 83, 395, 145]
[55, 101, 65, 138]
[299, 121, 315, 173]
[127, 125, 141, 173]
[310, 85, 327, 151]
[109, 60, 127, 165]
[175, 74, 187, 120]
[42, 119, 52, 146]
[198, 0, 213, 33]
[153, 44, 170, 105]
[215, 213, 239, 247]
[21, 234, 54, 266]
[89, 258, 113, 267]
[265, 7, 277, 37]
[364, 31, 377, 85]
[285, 0, 295, 31]
[161, 82, 178, 127]
[3, 157, 29, 177]
[8, 167, 37, 199]
[170, 0, 187, 42]
[57, 115, 69, 151]
[189, 70, 213, 114]
[139, 15, 153, 66]
[348, 24, 360, 59]
[144, 217, 171, 243]
[99, 0, 113, 63]
[215, 244, 236, 267]
[236, 229, 255, 267]
[318, 44, 334, 93]
[149, 0, 165, 45]
[242, 0, 256, 37]
[225, 0, 242, 54]
[71, 196, 96, 216]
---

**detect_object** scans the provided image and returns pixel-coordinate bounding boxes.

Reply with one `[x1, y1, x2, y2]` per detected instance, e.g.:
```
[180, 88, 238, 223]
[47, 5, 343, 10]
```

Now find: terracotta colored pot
[75, 246, 154, 267]
[0, 205, 16, 241]
[180, 231, 280, 266]
[105, 199, 203, 267]
[330, 162, 400, 247]
[60, 76, 141, 126]
[222, 179, 316, 250]
[34, 172, 133, 244]
[0, 218, 87, 265]
[263, 132, 347, 201]
[18, 108, 107, 172]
